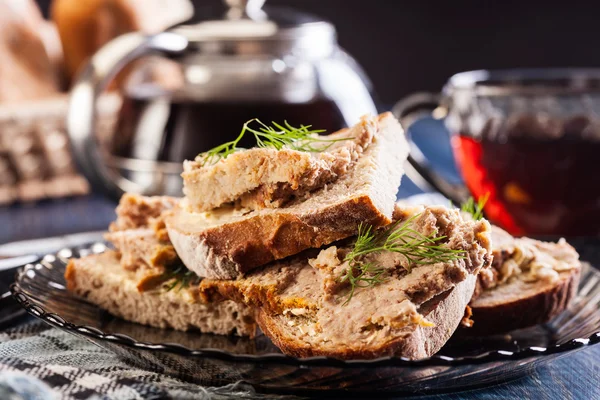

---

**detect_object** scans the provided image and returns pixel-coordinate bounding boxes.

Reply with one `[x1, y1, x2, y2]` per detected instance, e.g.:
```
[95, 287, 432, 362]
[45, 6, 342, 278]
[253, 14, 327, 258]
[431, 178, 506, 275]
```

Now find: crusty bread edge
[167, 225, 242, 280]
[168, 194, 391, 280]
[256, 274, 477, 360]
[463, 267, 581, 335]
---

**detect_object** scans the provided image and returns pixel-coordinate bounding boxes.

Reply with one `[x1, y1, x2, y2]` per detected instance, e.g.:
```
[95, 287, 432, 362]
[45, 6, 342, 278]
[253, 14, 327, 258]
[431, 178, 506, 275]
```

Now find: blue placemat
[0, 196, 116, 245]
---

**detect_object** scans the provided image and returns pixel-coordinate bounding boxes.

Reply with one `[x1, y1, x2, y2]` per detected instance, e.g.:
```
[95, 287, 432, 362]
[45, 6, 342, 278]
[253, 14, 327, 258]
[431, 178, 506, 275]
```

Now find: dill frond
[459, 193, 490, 221]
[340, 262, 385, 306]
[340, 213, 467, 305]
[162, 264, 200, 293]
[197, 119, 349, 166]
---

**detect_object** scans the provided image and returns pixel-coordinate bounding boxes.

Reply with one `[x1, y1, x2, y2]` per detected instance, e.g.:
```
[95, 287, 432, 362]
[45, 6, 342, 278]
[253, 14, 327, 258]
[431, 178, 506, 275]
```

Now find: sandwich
[64, 112, 580, 360]
[66, 194, 258, 337]
[465, 225, 581, 335]
[166, 113, 409, 279]
[399, 197, 583, 335]
[199, 205, 492, 359]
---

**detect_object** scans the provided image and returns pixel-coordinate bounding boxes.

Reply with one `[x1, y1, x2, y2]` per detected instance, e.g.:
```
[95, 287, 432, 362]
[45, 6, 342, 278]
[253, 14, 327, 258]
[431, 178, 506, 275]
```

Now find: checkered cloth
[0, 321, 292, 400]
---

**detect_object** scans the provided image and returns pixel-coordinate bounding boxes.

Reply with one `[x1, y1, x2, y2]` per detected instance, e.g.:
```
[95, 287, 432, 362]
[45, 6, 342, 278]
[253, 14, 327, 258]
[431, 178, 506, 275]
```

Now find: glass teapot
[67, 0, 377, 199]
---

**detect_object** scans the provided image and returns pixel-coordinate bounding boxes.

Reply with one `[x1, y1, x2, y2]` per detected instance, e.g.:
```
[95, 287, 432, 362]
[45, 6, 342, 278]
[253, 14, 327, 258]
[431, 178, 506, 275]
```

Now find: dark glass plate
[11, 243, 600, 395]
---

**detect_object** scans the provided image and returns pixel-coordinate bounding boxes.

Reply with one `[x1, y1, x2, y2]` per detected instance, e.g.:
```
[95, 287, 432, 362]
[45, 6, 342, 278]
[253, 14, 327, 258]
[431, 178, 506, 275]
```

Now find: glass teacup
[395, 69, 600, 236]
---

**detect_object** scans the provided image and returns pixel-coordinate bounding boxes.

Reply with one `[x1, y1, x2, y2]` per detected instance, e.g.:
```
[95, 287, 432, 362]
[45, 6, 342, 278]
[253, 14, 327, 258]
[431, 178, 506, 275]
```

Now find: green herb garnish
[162, 264, 200, 292]
[339, 261, 385, 306]
[198, 119, 349, 166]
[340, 213, 467, 305]
[457, 193, 490, 221]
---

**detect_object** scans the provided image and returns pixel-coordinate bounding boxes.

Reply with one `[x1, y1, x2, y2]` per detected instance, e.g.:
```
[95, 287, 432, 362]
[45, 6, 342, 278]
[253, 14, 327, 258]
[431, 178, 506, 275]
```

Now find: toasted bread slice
[199, 205, 492, 359]
[65, 251, 258, 337]
[183, 115, 379, 212]
[468, 269, 580, 335]
[258, 275, 477, 360]
[466, 226, 581, 335]
[166, 113, 409, 279]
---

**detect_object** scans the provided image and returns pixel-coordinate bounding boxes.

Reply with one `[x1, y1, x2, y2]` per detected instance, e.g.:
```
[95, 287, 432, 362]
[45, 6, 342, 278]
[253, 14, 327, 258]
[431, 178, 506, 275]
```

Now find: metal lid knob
[171, 0, 336, 59]
[224, 0, 266, 20]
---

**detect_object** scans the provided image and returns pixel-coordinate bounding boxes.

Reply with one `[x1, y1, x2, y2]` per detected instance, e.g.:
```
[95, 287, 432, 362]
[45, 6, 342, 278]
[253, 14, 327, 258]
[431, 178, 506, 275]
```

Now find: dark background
[36, 1, 600, 104]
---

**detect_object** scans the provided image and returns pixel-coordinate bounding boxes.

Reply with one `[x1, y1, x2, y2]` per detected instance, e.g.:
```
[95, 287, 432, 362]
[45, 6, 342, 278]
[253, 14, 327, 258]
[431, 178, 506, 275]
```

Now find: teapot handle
[67, 32, 188, 200]
[392, 93, 470, 205]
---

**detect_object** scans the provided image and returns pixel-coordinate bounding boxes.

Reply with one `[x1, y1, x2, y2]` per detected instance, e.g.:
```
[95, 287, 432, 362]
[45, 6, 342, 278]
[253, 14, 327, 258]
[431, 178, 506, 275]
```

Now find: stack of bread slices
[65, 113, 581, 360]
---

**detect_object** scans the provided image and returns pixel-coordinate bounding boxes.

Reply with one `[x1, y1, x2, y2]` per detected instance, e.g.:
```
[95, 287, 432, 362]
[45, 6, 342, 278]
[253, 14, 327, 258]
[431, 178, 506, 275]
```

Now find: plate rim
[10, 242, 600, 369]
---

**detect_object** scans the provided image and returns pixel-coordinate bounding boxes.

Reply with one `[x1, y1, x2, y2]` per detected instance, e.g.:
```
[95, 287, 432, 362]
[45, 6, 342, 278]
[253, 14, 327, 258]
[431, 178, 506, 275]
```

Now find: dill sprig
[340, 213, 467, 305]
[339, 261, 385, 306]
[347, 214, 467, 266]
[198, 119, 349, 165]
[162, 264, 200, 292]
[458, 193, 490, 221]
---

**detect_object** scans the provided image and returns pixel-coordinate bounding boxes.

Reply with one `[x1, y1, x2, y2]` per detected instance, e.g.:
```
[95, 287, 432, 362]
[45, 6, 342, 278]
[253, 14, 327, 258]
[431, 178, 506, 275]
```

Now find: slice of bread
[199, 205, 492, 359]
[466, 226, 581, 335]
[65, 251, 258, 337]
[258, 275, 477, 360]
[467, 269, 580, 335]
[166, 113, 409, 279]
[183, 115, 379, 212]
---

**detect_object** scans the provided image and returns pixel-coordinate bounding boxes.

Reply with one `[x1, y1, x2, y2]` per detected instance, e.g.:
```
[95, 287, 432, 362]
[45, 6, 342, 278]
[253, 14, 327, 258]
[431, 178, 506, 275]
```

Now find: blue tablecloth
[0, 119, 598, 399]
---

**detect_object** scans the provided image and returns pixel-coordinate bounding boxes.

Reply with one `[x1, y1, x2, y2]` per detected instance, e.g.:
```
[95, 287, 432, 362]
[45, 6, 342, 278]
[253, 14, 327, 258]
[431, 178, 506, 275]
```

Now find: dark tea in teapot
[113, 87, 347, 163]
[66, 0, 378, 199]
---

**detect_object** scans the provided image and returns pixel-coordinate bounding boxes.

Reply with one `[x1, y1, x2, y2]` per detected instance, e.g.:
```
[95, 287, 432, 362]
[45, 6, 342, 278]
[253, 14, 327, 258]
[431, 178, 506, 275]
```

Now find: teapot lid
[170, 0, 336, 58]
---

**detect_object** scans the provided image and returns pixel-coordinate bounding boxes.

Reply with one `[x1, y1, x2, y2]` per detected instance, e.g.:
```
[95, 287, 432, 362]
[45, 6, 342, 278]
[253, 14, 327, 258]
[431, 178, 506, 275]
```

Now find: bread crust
[465, 267, 580, 335]
[465, 225, 581, 335]
[257, 274, 477, 360]
[168, 195, 390, 279]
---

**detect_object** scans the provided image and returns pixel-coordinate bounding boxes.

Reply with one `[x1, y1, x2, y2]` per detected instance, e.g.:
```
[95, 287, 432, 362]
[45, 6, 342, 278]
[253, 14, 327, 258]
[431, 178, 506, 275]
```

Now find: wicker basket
[0, 94, 120, 205]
